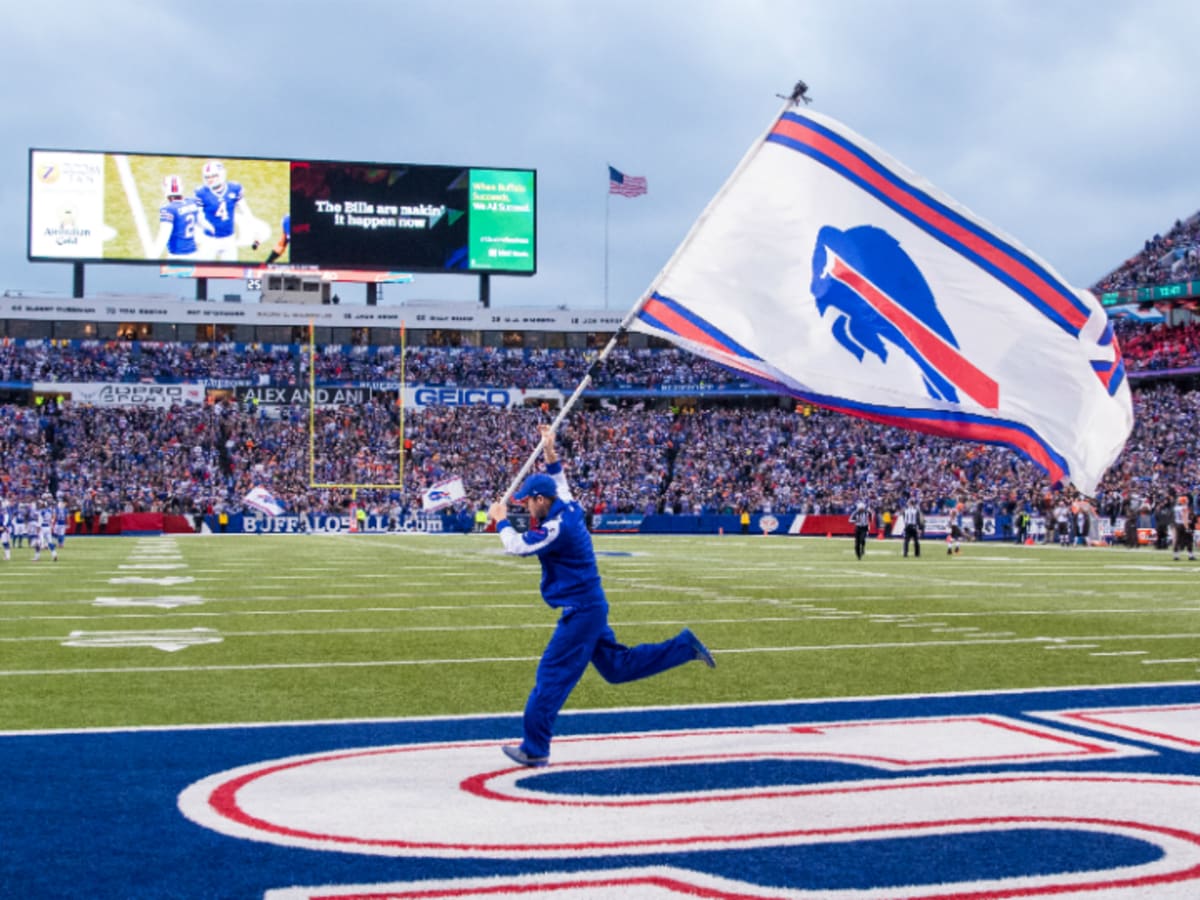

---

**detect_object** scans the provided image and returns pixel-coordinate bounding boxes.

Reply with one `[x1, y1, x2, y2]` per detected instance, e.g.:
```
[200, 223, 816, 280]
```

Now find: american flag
[609, 166, 647, 198]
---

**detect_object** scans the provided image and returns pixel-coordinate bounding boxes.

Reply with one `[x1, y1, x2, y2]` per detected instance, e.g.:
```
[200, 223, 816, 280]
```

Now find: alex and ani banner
[634, 107, 1133, 494]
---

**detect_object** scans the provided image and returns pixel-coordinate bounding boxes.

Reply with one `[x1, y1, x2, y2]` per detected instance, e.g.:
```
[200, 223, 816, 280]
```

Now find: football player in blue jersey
[195, 160, 269, 261]
[152, 175, 202, 258]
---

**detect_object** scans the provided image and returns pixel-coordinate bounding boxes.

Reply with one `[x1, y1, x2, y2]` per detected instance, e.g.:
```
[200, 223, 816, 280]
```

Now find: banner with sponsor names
[0, 295, 625, 332]
[35, 381, 205, 407]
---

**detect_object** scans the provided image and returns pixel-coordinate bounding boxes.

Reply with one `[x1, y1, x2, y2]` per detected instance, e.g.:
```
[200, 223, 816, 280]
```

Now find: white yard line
[1141, 658, 1200, 665]
[3, 632, 1199, 677]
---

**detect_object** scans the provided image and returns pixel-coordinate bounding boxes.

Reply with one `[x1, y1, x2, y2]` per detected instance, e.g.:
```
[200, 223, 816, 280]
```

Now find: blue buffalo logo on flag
[633, 107, 1132, 494]
[812, 224, 999, 408]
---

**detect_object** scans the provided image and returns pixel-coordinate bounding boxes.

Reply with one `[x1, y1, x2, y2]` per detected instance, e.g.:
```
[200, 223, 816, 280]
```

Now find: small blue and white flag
[421, 477, 466, 513]
[242, 486, 284, 517]
[633, 107, 1133, 494]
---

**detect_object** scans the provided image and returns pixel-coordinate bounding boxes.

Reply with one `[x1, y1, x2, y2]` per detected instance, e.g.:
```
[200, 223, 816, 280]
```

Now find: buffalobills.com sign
[241, 513, 445, 533]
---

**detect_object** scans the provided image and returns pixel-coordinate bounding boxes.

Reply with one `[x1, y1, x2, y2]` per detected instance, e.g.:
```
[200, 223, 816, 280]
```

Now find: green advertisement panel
[467, 169, 535, 273]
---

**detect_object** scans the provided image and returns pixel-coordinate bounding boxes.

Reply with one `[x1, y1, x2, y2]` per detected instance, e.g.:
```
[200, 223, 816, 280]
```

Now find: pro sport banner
[421, 476, 466, 512]
[632, 107, 1133, 494]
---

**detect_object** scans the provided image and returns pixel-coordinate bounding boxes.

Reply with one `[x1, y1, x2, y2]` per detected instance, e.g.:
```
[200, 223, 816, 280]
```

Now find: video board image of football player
[264, 213, 290, 264]
[152, 174, 202, 258]
[195, 160, 270, 261]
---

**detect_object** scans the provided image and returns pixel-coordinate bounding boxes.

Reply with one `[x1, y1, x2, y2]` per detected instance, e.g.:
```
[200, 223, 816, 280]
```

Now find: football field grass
[1, 532, 1198, 732]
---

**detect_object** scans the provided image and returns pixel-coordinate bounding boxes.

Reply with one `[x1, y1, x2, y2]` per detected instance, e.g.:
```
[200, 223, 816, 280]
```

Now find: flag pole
[499, 87, 807, 505]
[604, 166, 611, 310]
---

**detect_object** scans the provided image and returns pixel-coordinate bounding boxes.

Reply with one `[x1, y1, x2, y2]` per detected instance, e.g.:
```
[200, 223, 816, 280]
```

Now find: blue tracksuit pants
[520, 601, 696, 758]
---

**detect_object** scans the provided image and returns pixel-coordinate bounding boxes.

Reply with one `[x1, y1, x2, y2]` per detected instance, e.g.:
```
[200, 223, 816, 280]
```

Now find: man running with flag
[489, 424, 715, 767]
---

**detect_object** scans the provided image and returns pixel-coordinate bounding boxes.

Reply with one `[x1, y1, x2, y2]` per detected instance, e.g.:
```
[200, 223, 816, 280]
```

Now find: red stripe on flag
[828, 255, 1000, 410]
[820, 402, 1066, 484]
[641, 297, 735, 356]
[772, 117, 1088, 332]
[641, 298, 766, 378]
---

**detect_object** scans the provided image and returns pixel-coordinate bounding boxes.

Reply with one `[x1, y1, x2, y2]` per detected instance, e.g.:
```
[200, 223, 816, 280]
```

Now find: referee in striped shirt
[902, 499, 922, 558]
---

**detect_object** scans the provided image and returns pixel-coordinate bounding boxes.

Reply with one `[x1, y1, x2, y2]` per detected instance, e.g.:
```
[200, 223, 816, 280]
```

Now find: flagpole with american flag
[605, 165, 648, 309]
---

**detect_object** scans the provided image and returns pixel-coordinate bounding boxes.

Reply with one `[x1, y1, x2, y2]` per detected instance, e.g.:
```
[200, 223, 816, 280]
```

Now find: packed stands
[2, 329, 1198, 528]
[1093, 211, 1200, 292]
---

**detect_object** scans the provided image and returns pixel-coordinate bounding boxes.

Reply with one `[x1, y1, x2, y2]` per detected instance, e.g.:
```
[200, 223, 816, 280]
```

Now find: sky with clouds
[5, 0, 1199, 310]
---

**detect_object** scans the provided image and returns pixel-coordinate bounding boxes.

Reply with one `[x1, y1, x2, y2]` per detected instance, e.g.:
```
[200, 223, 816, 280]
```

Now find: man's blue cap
[513, 473, 557, 501]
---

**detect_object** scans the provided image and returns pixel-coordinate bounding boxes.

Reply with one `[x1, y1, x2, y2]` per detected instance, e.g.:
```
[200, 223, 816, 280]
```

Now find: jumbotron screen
[27, 149, 536, 275]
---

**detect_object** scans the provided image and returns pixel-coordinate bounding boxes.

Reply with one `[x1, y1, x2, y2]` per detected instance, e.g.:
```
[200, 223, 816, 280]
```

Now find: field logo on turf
[179, 697, 1200, 898]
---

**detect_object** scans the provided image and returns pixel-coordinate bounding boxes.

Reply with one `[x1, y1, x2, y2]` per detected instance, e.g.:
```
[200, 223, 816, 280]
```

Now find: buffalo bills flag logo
[812, 225, 999, 409]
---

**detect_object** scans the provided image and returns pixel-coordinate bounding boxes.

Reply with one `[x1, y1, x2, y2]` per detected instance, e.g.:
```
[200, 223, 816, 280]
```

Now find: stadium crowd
[6, 320, 1200, 388]
[1093, 211, 1200, 293]
[1113, 319, 1200, 373]
[0, 342, 746, 390]
[2, 336, 1198, 529]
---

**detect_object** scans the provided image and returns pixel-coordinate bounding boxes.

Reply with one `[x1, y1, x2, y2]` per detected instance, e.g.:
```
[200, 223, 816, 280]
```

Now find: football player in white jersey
[194, 160, 269, 260]
[33, 496, 58, 562]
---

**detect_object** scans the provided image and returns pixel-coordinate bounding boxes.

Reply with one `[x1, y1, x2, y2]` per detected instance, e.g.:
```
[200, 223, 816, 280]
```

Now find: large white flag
[633, 107, 1133, 494]
[421, 477, 466, 512]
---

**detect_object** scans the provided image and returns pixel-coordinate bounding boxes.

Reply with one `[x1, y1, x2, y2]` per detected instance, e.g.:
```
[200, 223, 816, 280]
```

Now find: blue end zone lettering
[2, 683, 1198, 898]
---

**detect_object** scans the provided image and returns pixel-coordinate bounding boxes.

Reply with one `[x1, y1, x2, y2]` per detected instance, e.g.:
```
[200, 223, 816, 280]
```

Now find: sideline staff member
[903, 498, 923, 558]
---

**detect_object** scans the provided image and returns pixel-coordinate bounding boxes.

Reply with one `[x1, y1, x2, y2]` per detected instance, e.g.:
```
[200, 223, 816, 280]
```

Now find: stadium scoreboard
[27, 149, 536, 276]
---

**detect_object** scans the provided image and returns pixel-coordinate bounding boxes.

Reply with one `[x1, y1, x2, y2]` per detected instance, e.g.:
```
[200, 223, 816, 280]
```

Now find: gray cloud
[5, 0, 1199, 307]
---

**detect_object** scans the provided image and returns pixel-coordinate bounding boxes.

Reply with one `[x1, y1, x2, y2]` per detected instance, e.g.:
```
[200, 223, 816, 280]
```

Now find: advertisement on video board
[28, 150, 535, 275]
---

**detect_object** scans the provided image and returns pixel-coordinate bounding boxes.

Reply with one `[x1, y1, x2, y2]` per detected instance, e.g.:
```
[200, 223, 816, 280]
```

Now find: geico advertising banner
[403, 386, 562, 410]
[40, 382, 205, 407]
